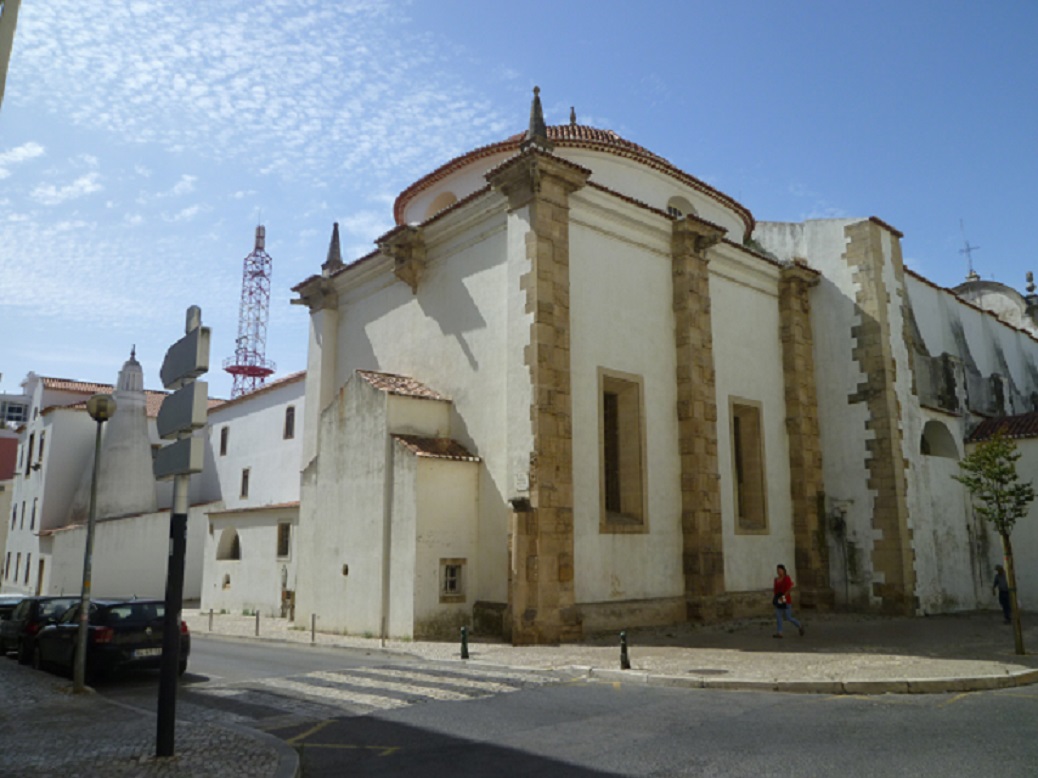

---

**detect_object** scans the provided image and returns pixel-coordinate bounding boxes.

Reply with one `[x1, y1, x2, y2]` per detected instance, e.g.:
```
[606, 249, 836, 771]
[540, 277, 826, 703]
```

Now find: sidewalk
[1, 609, 1035, 777]
[185, 607, 1038, 695]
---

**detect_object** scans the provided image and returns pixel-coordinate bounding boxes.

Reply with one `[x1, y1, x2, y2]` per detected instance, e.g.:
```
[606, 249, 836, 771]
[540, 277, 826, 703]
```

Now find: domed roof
[393, 123, 754, 239]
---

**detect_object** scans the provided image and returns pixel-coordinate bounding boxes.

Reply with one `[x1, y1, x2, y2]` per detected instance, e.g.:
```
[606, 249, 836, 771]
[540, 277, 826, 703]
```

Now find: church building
[291, 89, 1038, 644]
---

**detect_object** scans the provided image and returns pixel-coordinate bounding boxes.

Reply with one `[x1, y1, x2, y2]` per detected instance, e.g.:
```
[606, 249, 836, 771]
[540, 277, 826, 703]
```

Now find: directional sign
[153, 436, 204, 481]
[157, 381, 209, 440]
[160, 326, 211, 391]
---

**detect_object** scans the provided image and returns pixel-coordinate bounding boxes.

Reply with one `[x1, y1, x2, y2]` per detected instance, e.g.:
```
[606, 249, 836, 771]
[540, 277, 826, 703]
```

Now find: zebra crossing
[188, 663, 557, 721]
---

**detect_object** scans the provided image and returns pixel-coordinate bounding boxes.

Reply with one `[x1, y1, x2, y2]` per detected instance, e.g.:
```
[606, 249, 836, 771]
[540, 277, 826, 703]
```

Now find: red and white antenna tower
[223, 225, 276, 398]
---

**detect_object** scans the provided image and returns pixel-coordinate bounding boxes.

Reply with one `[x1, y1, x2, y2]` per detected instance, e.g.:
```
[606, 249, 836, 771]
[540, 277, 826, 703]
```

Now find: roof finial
[130, 344, 136, 360]
[570, 106, 576, 125]
[522, 86, 553, 152]
[1027, 271, 1035, 295]
[322, 222, 343, 275]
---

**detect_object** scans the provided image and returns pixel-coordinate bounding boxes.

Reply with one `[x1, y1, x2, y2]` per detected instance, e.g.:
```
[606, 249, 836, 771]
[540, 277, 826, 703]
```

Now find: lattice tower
[223, 225, 276, 398]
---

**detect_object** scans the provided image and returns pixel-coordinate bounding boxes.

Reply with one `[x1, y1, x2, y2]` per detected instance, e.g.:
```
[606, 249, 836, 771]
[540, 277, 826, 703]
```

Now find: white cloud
[31, 172, 103, 205]
[164, 204, 202, 222]
[171, 174, 197, 196]
[0, 141, 45, 178]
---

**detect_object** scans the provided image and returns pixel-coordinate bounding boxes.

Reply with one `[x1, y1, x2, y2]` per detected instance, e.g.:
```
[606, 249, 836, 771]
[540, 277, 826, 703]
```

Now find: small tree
[954, 430, 1034, 655]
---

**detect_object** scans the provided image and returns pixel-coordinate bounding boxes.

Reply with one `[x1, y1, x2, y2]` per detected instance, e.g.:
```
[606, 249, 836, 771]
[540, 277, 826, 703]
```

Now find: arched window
[424, 191, 458, 220]
[921, 420, 959, 458]
[217, 528, 242, 560]
[666, 195, 696, 219]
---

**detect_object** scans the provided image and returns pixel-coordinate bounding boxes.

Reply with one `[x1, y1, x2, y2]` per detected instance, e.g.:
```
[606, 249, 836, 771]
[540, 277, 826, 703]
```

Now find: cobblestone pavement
[0, 659, 296, 778]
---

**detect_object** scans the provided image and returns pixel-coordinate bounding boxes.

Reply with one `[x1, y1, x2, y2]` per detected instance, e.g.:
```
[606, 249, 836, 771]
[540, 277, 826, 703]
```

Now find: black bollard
[460, 626, 470, 659]
[620, 630, 631, 670]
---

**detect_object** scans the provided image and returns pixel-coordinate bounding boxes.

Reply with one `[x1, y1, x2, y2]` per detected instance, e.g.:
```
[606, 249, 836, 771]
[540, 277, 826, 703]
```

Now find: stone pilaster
[488, 148, 589, 644]
[671, 217, 725, 620]
[845, 220, 916, 615]
[778, 260, 832, 610]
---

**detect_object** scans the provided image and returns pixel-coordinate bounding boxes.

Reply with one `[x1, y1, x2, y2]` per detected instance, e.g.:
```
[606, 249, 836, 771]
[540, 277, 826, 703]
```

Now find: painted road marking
[341, 667, 527, 693]
[306, 671, 481, 701]
[257, 676, 412, 710]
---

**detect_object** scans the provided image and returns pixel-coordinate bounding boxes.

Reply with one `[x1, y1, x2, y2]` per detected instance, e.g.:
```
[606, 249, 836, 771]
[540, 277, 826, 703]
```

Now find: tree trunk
[1000, 531, 1026, 656]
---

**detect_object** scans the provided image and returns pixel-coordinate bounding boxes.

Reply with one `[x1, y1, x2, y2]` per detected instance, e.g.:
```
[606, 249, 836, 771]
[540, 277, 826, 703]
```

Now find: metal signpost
[154, 306, 210, 758]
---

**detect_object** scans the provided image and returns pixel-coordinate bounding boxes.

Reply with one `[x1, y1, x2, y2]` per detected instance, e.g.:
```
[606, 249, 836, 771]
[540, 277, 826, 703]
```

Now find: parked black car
[33, 598, 190, 679]
[0, 593, 26, 621]
[0, 595, 79, 664]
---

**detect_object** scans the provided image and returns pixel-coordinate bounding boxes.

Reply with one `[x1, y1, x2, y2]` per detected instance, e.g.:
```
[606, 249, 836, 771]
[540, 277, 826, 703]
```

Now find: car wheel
[17, 640, 31, 665]
[178, 659, 188, 677]
[32, 644, 45, 672]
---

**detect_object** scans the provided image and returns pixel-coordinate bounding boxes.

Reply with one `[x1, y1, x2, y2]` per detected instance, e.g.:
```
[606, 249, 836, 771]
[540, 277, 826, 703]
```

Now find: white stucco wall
[568, 194, 684, 605]
[710, 250, 794, 591]
[330, 206, 514, 606]
[45, 505, 209, 600]
[201, 507, 298, 617]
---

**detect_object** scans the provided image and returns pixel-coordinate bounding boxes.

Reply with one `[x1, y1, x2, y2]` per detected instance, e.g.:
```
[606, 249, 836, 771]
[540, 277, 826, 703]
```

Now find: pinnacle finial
[570, 106, 576, 125]
[522, 86, 553, 152]
[130, 344, 136, 360]
[322, 222, 343, 275]
[1028, 271, 1035, 294]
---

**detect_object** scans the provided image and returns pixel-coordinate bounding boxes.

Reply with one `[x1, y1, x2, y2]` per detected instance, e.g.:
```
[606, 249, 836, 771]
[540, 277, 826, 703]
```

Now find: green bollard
[460, 626, 470, 660]
[620, 630, 631, 670]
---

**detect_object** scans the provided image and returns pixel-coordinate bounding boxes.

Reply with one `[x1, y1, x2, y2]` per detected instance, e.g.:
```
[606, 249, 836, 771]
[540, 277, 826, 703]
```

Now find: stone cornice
[377, 224, 427, 294]
[290, 275, 338, 312]
[672, 215, 726, 258]
[486, 148, 591, 211]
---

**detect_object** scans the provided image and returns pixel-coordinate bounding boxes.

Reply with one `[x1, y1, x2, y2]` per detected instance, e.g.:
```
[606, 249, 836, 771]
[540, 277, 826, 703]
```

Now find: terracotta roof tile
[41, 377, 114, 394]
[968, 413, 1038, 443]
[393, 124, 755, 241]
[393, 435, 479, 462]
[357, 370, 447, 400]
[207, 371, 304, 412]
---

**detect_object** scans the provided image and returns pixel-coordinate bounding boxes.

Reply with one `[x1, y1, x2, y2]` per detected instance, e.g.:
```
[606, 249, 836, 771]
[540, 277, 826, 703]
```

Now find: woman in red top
[772, 564, 805, 638]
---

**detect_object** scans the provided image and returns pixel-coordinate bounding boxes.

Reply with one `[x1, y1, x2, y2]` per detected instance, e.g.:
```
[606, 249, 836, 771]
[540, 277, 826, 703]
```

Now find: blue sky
[1, 1, 1036, 399]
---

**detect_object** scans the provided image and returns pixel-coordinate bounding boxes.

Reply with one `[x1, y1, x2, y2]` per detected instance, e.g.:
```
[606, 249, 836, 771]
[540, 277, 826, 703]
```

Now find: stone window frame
[276, 521, 291, 559]
[598, 367, 649, 534]
[283, 405, 296, 440]
[219, 426, 229, 456]
[439, 558, 466, 604]
[729, 396, 770, 535]
[240, 468, 250, 499]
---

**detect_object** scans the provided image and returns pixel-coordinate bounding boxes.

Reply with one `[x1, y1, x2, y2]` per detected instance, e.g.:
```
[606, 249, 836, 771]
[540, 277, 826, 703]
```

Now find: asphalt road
[101, 636, 1038, 777]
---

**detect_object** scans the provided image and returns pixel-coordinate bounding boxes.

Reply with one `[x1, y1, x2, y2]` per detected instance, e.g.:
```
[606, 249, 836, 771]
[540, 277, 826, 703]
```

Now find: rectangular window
[599, 370, 647, 532]
[4, 552, 9, 579]
[283, 406, 295, 440]
[19, 502, 25, 529]
[38, 431, 45, 464]
[10, 507, 15, 530]
[277, 522, 291, 558]
[30, 499, 36, 530]
[220, 426, 229, 456]
[440, 558, 466, 603]
[14, 553, 20, 581]
[240, 468, 250, 498]
[25, 434, 34, 476]
[24, 554, 30, 584]
[731, 400, 768, 532]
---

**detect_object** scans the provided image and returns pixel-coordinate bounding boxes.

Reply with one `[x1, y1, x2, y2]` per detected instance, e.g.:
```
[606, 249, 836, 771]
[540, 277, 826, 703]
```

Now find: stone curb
[573, 665, 1038, 695]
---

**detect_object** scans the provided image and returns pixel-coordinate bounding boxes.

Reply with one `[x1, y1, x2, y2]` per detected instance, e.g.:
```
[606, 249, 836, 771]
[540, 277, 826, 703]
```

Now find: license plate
[134, 648, 162, 658]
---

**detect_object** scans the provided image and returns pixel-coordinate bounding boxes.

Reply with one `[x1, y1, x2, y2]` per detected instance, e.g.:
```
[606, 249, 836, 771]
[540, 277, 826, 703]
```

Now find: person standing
[772, 564, 805, 638]
[993, 565, 1012, 624]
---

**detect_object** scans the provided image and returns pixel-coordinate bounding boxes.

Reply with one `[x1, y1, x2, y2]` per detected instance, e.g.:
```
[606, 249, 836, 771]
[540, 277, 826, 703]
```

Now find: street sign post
[154, 305, 210, 758]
